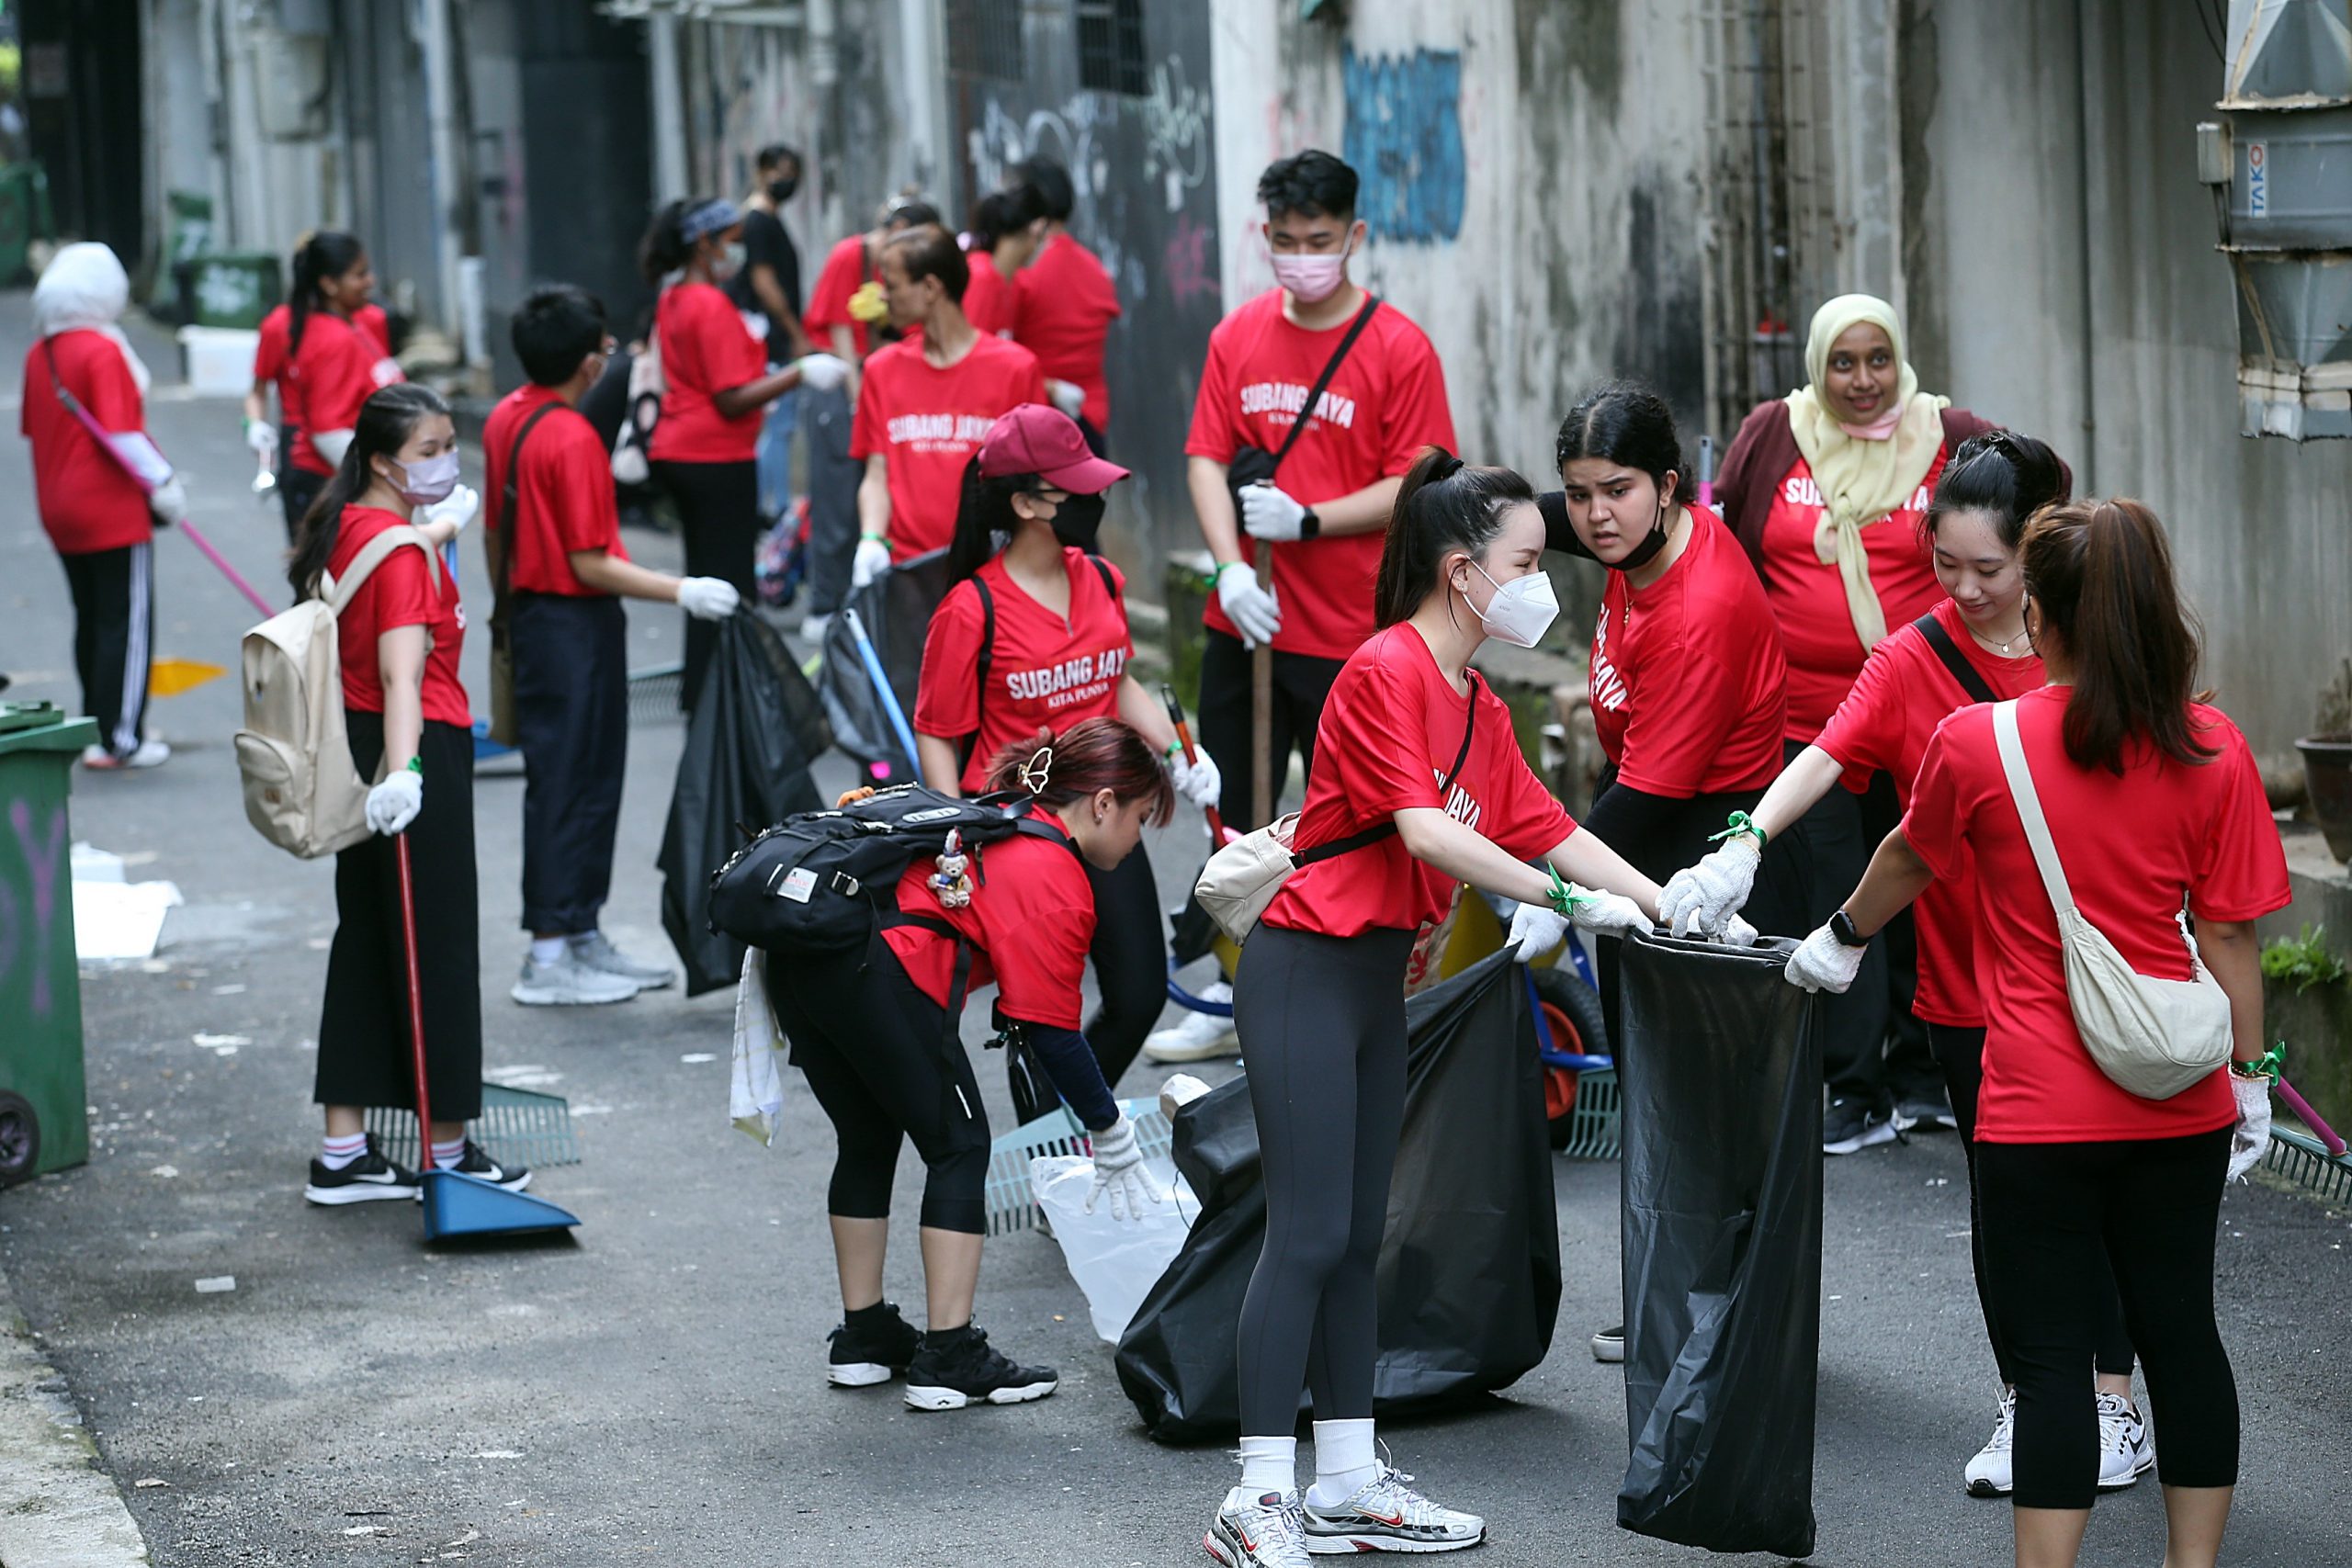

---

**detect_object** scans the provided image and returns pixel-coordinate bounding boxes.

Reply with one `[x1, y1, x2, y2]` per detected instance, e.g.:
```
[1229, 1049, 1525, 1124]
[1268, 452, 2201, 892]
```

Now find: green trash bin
[0, 701, 99, 1186]
[173, 252, 283, 331]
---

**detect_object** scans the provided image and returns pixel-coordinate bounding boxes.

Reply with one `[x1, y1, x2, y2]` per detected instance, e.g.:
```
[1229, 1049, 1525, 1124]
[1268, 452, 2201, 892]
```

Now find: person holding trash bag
[1208, 449, 1666, 1568]
[1717, 292, 2003, 1149]
[1662, 431, 2158, 1495]
[1786, 498, 2289, 1568]
[485, 285, 747, 1007]
[639, 197, 848, 709]
[22, 242, 186, 772]
[763, 718, 1174, 1409]
[246, 236, 391, 532]
[912, 404, 1220, 1092]
[276, 232, 404, 545]
[286, 383, 527, 1204]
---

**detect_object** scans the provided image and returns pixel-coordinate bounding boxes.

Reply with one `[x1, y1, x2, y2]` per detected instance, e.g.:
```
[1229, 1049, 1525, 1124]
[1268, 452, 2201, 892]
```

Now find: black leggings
[766, 943, 991, 1235]
[1081, 849, 1163, 1090]
[1233, 923, 1415, 1435]
[652, 458, 760, 712]
[1976, 1129, 2236, 1509]
[1928, 1023, 2133, 1385]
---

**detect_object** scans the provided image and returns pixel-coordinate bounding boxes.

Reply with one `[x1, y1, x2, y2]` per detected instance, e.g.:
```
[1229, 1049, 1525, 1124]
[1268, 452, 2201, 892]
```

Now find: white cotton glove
[366, 769, 423, 836]
[1216, 560, 1282, 649]
[243, 420, 278, 457]
[1507, 901, 1571, 962]
[1785, 924, 1865, 993]
[1048, 379, 1087, 418]
[148, 477, 188, 526]
[1169, 748, 1222, 811]
[1659, 835, 1761, 939]
[852, 536, 892, 590]
[1720, 913, 1760, 949]
[1084, 1113, 1167, 1222]
[794, 352, 851, 392]
[1239, 481, 1308, 542]
[420, 483, 478, 536]
[1566, 886, 1650, 938]
[676, 576, 741, 621]
[2227, 1072, 2272, 1183]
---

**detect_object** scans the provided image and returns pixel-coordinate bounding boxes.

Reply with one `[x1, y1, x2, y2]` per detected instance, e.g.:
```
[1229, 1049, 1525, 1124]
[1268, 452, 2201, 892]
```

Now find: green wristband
[1710, 810, 1766, 850]
[406, 757, 423, 776]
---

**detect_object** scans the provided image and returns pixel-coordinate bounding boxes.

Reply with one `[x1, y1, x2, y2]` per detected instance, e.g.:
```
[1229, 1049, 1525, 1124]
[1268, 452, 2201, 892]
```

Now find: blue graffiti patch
[1341, 48, 1464, 244]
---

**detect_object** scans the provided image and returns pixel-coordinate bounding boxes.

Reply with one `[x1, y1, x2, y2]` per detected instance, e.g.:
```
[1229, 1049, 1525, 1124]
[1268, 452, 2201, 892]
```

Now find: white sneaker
[1144, 983, 1239, 1064]
[1205, 1487, 1313, 1568]
[2096, 1392, 2154, 1490]
[1302, 1466, 1486, 1554]
[567, 931, 675, 989]
[511, 951, 641, 1006]
[81, 739, 169, 770]
[1963, 1387, 2016, 1496]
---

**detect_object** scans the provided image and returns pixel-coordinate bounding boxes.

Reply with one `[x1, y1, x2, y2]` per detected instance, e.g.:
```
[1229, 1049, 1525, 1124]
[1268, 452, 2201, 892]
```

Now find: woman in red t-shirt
[1212, 449, 1665, 1562]
[277, 232, 403, 542]
[639, 197, 846, 707]
[284, 383, 526, 1207]
[1788, 500, 2289, 1567]
[766, 720, 1173, 1410]
[913, 406, 1218, 1101]
[245, 236, 392, 525]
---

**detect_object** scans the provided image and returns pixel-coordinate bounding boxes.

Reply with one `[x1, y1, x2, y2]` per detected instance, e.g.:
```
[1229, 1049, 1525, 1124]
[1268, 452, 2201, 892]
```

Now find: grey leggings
[1233, 922, 1416, 1436]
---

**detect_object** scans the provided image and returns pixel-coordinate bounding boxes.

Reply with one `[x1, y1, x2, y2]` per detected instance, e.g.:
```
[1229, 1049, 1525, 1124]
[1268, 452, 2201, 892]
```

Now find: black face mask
[765, 176, 798, 204]
[1049, 492, 1107, 553]
[1611, 495, 1675, 572]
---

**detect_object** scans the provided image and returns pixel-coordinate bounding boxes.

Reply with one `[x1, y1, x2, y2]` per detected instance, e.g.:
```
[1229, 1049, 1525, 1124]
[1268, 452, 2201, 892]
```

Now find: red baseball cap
[977, 404, 1129, 494]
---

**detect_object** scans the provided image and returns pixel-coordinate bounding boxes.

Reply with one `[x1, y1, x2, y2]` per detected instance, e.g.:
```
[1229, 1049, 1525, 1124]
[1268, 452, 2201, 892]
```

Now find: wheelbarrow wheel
[0, 1091, 41, 1188]
[1532, 965, 1608, 1151]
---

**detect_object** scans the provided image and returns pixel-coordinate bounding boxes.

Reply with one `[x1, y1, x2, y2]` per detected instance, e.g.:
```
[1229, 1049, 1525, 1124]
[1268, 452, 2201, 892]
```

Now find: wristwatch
[1829, 909, 1868, 948]
[1298, 507, 1321, 540]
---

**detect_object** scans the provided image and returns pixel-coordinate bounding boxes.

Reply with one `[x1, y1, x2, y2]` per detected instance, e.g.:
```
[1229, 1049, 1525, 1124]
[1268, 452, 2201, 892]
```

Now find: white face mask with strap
[1463, 559, 1559, 648]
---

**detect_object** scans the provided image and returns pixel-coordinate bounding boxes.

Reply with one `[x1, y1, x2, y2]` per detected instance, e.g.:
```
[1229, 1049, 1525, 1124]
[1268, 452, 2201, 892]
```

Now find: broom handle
[394, 832, 436, 1170]
[1159, 683, 1224, 844]
[1251, 550, 1274, 827]
[2275, 1074, 2346, 1158]
[176, 518, 277, 619]
[842, 605, 922, 773]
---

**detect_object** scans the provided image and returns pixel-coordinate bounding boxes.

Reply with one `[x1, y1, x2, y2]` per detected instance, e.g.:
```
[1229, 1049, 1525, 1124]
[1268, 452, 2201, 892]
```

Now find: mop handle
[1159, 683, 1226, 844]
[394, 831, 436, 1170]
[176, 519, 277, 619]
[842, 606, 922, 770]
[1697, 435, 1715, 511]
[2275, 1074, 2347, 1158]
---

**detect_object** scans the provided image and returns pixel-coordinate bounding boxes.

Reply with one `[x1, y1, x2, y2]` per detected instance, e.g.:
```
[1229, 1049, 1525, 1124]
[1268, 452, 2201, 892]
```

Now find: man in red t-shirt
[850, 224, 1046, 570]
[1184, 150, 1456, 831]
[1003, 156, 1121, 447]
[485, 286, 744, 1007]
[799, 195, 939, 629]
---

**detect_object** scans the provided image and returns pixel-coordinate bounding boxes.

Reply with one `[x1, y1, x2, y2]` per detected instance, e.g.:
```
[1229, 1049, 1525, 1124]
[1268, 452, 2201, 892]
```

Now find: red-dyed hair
[984, 718, 1175, 827]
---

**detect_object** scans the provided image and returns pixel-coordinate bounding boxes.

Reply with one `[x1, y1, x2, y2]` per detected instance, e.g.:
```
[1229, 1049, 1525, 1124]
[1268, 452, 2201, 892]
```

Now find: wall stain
[1342, 47, 1466, 243]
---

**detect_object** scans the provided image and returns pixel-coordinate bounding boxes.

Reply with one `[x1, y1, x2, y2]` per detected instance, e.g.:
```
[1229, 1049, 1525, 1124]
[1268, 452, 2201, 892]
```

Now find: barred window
[1075, 0, 1146, 97]
[946, 0, 1024, 82]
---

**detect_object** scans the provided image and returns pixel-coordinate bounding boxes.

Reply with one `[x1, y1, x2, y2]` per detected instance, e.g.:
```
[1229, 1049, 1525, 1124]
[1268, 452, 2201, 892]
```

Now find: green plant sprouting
[2260, 923, 2348, 993]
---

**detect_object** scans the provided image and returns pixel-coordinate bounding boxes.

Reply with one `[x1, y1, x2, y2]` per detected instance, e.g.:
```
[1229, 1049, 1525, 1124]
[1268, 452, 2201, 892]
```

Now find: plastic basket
[983, 1097, 1171, 1237]
[1559, 1066, 1622, 1161]
[627, 661, 684, 722]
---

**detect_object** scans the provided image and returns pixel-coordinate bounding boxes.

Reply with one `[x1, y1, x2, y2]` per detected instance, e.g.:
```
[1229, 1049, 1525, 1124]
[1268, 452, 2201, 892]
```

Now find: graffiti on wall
[1341, 47, 1465, 244]
[0, 800, 67, 1018]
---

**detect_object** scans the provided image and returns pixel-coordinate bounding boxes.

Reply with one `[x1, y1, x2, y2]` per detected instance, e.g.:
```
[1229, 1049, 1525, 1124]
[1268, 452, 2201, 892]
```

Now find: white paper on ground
[1030, 1154, 1196, 1343]
[70, 841, 125, 882]
[72, 878, 184, 961]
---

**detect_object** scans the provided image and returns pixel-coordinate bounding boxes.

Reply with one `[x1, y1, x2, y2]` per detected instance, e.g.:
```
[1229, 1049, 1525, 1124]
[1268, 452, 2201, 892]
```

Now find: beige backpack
[235, 527, 442, 859]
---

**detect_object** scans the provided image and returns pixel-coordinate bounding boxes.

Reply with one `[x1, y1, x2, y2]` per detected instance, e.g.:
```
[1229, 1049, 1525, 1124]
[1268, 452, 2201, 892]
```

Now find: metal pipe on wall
[649, 11, 689, 204]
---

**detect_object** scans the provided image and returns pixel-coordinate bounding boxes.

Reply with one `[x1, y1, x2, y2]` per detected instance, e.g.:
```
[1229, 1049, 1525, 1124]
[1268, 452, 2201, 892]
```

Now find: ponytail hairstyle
[2019, 498, 2218, 775]
[639, 198, 695, 284]
[984, 718, 1175, 828]
[287, 382, 453, 599]
[1553, 380, 1695, 502]
[946, 452, 1037, 584]
[1373, 446, 1538, 628]
[288, 231, 366, 358]
[1923, 429, 2071, 549]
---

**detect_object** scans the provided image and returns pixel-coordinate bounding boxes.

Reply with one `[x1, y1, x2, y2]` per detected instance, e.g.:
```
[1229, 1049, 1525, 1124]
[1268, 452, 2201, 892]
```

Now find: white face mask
[711, 241, 748, 282]
[1270, 243, 1350, 305]
[389, 449, 460, 505]
[1464, 560, 1559, 649]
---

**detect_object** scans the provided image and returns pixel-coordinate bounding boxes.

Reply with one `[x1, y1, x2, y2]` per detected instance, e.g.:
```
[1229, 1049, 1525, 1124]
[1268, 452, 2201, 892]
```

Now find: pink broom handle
[175, 518, 277, 619]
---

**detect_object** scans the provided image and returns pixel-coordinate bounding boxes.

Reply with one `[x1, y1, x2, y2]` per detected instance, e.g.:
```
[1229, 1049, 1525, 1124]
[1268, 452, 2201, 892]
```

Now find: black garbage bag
[1614, 927, 1823, 1558]
[1115, 948, 1559, 1441]
[659, 612, 832, 996]
[818, 547, 953, 784]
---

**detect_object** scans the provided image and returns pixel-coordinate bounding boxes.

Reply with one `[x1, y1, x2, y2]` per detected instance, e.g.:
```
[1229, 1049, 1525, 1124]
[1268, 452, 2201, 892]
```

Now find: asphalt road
[2, 306, 2347, 1567]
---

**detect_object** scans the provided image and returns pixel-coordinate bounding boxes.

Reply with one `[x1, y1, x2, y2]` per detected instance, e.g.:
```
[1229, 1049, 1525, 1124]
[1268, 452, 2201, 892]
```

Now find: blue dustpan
[420, 1168, 581, 1241]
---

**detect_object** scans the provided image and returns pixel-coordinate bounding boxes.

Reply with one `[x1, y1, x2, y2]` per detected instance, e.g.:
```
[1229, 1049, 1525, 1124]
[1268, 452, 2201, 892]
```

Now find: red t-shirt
[327, 505, 470, 728]
[650, 282, 768, 464]
[963, 253, 1015, 337]
[1815, 598, 2043, 1025]
[1758, 450, 1951, 739]
[1901, 688, 2289, 1143]
[851, 333, 1046, 560]
[1186, 290, 1456, 660]
[1012, 232, 1120, 427]
[915, 550, 1132, 793]
[21, 330, 153, 555]
[254, 303, 390, 393]
[482, 386, 630, 596]
[879, 813, 1094, 1028]
[286, 310, 405, 475]
[1265, 625, 1574, 938]
[1588, 505, 1787, 796]
[804, 236, 880, 358]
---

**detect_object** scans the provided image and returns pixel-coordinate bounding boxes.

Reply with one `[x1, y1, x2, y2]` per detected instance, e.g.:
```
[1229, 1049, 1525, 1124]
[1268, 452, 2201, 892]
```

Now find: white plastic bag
[730, 948, 788, 1145]
[1030, 1154, 1196, 1343]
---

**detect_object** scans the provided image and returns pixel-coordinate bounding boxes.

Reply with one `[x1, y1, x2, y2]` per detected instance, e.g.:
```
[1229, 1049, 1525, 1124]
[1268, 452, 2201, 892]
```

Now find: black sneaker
[1894, 1087, 1959, 1132]
[826, 1303, 922, 1388]
[901, 1325, 1057, 1411]
[303, 1134, 420, 1205]
[1590, 1324, 1625, 1363]
[1824, 1095, 1901, 1156]
[439, 1141, 531, 1191]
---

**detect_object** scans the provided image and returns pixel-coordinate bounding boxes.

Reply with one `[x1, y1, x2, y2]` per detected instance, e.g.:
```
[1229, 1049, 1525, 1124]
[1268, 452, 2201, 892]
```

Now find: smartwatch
[1298, 507, 1322, 540]
[1829, 909, 1868, 948]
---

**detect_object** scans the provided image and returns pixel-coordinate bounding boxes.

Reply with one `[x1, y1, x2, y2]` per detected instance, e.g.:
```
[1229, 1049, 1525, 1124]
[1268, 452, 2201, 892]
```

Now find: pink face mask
[1270, 245, 1350, 305]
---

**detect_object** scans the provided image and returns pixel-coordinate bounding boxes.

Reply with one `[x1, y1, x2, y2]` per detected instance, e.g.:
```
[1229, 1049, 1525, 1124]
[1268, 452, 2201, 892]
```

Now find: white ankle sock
[430, 1136, 466, 1170]
[1307, 1418, 1376, 1506]
[320, 1133, 368, 1170]
[1237, 1435, 1296, 1496]
[529, 936, 569, 965]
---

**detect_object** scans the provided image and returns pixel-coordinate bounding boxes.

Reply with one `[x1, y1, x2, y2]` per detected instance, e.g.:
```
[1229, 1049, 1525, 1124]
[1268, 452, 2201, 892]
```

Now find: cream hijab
[31, 243, 152, 396]
[1784, 293, 1947, 649]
